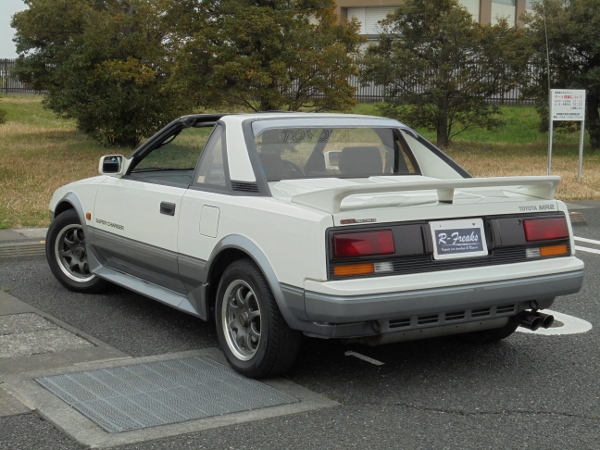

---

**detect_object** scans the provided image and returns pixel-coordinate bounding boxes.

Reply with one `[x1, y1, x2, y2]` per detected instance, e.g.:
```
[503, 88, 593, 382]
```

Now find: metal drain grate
[36, 356, 298, 433]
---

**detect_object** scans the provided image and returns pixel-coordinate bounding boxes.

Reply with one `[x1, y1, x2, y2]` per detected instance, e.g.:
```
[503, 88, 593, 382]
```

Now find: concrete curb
[0, 228, 47, 261]
[569, 211, 587, 226]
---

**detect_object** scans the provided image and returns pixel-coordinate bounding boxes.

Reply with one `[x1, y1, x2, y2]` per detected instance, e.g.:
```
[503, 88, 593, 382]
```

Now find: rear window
[253, 127, 419, 181]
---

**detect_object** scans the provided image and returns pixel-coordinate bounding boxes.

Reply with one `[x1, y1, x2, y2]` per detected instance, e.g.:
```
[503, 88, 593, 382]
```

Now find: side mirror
[99, 155, 125, 176]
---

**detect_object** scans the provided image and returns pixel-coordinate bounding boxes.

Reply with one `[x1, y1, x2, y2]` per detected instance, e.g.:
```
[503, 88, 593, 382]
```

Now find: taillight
[333, 230, 395, 258]
[523, 217, 570, 259]
[523, 218, 569, 242]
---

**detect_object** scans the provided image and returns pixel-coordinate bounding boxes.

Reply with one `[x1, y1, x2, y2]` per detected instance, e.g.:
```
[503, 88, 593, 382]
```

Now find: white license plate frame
[430, 218, 488, 260]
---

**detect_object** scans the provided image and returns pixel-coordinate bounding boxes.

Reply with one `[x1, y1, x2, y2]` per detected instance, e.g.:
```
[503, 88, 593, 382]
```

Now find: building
[335, 0, 535, 38]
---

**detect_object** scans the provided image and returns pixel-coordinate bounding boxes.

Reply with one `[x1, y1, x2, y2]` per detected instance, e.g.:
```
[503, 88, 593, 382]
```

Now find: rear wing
[290, 176, 561, 214]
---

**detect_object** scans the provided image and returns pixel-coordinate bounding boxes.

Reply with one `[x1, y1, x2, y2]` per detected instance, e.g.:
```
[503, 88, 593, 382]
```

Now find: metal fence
[0, 59, 44, 94]
[1, 57, 535, 104]
[349, 64, 537, 105]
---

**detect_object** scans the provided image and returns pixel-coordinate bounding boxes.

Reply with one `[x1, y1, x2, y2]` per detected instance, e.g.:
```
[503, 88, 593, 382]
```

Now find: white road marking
[575, 245, 600, 255]
[574, 236, 600, 246]
[344, 351, 385, 366]
[516, 310, 592, 335]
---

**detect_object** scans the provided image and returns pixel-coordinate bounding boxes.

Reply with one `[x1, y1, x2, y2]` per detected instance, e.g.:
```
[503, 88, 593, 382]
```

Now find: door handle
[160, 202, 176, 216]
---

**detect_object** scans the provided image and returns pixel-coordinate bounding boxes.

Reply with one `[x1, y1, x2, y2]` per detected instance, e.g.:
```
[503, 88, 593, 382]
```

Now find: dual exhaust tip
[519, 311, 555, 331]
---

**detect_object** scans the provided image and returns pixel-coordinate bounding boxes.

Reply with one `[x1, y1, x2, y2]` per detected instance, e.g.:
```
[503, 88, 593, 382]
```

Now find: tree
[11, 0, 189, 147]
[524, 0, 600, 151]
[361, 0, 531, 147]
[168, 0, 364, 112]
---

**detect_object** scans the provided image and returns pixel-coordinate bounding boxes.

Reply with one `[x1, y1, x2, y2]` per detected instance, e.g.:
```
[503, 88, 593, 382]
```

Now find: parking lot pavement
[0, 290, 128, 377]
[0, 290, 130, 419]
[0, 288, 337, 448]
[1, 208, 598, 449]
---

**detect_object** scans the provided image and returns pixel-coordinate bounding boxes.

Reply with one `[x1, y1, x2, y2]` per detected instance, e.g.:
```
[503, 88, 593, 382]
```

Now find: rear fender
[201, 234, 307, 329]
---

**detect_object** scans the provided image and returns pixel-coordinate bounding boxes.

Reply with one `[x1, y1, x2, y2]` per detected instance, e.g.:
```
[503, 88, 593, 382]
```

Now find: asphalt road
[1, 202, 598, 450]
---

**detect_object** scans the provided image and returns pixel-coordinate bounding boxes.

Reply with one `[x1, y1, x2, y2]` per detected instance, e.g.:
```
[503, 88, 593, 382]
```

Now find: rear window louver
[231, 181, 260, 193]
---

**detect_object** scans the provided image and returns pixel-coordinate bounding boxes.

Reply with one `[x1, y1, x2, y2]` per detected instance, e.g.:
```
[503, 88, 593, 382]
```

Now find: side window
[130, 126, 214, 185]
[195, 125, 227, 187]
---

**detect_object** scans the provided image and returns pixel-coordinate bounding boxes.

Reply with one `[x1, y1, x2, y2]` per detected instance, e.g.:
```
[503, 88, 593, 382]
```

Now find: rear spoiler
[290, 176, 561, 214]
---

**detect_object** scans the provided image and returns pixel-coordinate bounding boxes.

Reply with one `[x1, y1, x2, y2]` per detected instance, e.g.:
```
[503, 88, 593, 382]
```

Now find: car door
[92, 126, 213, 293]
[177, 124, 232, 294]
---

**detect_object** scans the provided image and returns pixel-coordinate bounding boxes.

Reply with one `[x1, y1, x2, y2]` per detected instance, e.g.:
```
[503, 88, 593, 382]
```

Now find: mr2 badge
[430, 218, 488, 260]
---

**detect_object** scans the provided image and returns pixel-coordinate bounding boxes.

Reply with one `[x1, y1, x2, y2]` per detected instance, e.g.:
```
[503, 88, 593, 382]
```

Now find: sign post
[548, 89, 586, 181]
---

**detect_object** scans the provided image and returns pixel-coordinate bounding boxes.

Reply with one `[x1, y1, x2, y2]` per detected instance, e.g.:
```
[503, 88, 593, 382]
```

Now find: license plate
[430, 218, 488, 260]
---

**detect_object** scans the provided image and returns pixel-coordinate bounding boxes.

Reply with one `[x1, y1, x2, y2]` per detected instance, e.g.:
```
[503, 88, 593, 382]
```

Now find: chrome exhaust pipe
[519, 313, 542, 331]
[536, 312, 555, 329]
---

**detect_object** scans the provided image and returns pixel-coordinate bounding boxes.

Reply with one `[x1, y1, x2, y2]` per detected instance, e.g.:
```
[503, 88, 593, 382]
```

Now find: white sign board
[547, 89, 586, 181]
[550, 89, 586, 121]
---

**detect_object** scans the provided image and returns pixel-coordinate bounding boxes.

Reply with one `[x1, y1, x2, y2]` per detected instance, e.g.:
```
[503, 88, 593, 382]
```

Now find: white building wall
[459, 0, 480, 21]
[491, 0, 516, 26]
[347, 7, 396, 35]
[348, 2, 481, 36]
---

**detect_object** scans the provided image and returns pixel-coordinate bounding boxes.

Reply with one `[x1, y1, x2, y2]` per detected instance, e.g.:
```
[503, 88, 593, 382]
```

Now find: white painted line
[575, 245, 600, 255]
[574, 236, 600, 246]
[517, 310, 592, 335]
[344, 351, 385, 366]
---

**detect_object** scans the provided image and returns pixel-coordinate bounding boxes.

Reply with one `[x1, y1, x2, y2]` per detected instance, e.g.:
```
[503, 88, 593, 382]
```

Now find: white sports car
[47, 112, 584, 378]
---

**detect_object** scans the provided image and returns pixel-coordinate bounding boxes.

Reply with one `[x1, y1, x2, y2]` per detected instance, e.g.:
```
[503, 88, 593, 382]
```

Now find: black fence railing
[1, 57, 536, 104]
[348, 61, 537, 105]
[0, 59, 44, 94]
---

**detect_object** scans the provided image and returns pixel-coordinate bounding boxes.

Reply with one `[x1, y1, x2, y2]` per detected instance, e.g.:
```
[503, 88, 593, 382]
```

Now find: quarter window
[195, 125, 227, 187]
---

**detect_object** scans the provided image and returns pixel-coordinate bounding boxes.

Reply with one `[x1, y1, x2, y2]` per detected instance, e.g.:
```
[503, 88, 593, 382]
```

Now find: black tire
[458, 318, 520, 343]
[46, 209, 108, 293]
[215, 259, 302, 378]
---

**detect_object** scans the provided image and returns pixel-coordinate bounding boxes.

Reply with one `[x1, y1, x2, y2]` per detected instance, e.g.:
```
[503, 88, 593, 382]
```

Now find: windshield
[252, 126, 420, 181]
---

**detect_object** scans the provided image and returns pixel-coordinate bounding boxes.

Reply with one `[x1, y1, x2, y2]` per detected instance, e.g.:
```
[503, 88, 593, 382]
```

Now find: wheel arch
[203, 235, 304, 330]
[52, 193, 87, 229]
[50, 192, 103, 274]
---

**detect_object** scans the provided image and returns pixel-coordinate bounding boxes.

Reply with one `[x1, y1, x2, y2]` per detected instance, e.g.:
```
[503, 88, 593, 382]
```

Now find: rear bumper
[282, 258, 584, 339]
[305, 269, 583, 323]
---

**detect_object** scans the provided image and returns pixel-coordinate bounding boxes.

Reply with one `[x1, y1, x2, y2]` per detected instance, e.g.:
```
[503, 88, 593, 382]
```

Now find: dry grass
[0, 95, 126, 228]
[446, 141, 600, 200]
[0, 128, 111, 228]
[0, 95, 598, 229]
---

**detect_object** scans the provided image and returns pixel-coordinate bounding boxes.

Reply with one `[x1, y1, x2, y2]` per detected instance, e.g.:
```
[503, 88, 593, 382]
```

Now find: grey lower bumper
[288, 269, 584, 339]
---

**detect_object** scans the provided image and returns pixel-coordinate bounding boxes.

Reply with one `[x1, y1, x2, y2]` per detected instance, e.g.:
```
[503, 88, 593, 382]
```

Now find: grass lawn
[0, 95, 129, 229]
[1, 95, 598, 229]
[354, 102, 600, 201]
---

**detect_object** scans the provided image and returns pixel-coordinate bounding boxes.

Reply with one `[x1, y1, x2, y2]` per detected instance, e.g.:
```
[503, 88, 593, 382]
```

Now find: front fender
[49, 189, 103, 273]
[51, 191, 88, 233]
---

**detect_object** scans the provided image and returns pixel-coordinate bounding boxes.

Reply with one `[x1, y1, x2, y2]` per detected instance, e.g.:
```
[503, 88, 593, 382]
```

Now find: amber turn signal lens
[333, 263, 375, 277]
[540, 244, 569, 257]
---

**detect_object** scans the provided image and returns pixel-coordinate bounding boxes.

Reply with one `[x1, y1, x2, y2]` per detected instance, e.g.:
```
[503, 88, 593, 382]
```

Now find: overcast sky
[1, 0, 27, 58]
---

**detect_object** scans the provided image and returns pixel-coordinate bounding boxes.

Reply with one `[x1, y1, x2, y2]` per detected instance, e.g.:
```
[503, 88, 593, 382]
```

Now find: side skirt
[93, 265, 202, 319]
